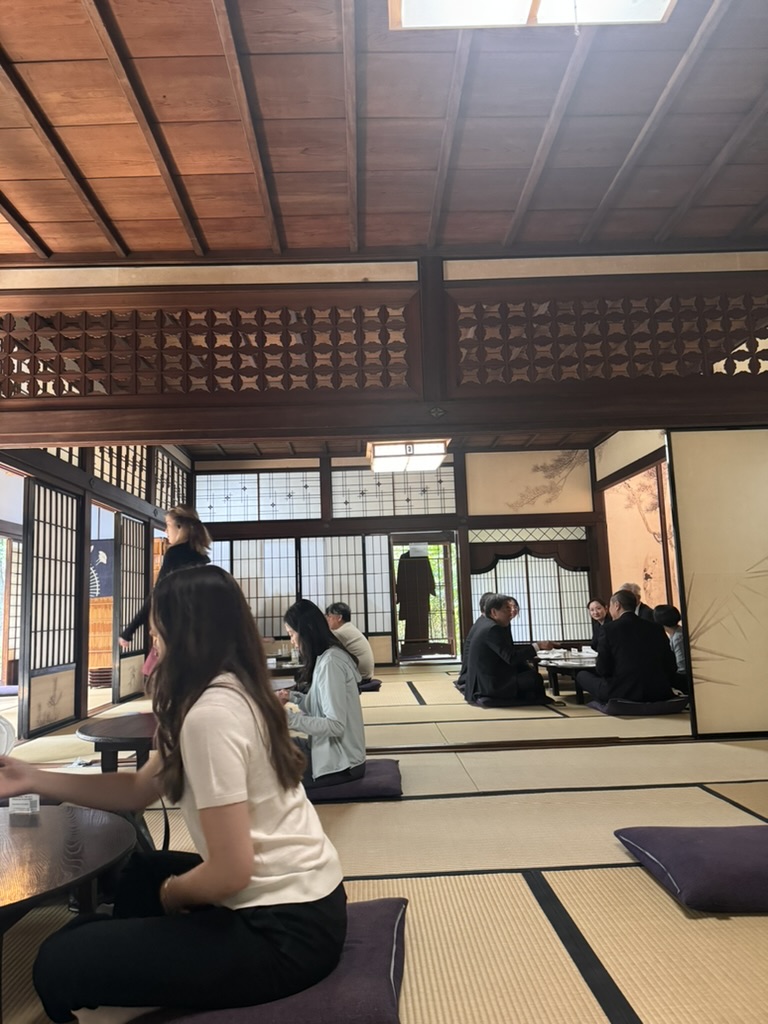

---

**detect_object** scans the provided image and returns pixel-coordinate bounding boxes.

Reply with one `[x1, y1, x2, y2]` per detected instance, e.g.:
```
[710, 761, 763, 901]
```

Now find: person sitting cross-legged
[463, 594, 556, 707]
[576, 589, 677, 704]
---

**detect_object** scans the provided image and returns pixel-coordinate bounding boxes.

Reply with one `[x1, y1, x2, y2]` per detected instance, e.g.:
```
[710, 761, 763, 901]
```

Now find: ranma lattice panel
[453, 293, 768, 386]
[0, 305, 413, 398]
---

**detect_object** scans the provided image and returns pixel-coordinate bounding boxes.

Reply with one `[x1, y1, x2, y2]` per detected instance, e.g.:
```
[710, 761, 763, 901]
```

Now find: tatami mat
[438, 713, 690, 746]
[547, 866, 768, 1024]
[706, 780, 768, 819]
[317, 787, 759, 877]
[363, 703, 557, 725]
[359, 680, 417, 707]
[2, 902, 71, 1024]
[389, 752, 479, 796]
[405, 679, 466, 705]
[456, 739, 768, 793]
[365, 722, 448, 747]
[346, 874, 609, 1024]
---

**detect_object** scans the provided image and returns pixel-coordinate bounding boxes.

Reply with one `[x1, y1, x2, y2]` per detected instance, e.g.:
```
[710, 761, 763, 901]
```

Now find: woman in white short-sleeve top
[0, 566, 346, 1023]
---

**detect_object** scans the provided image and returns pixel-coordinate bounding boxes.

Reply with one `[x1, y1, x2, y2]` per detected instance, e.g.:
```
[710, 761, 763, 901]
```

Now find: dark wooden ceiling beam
[341, 0, 359, 253]
[0, 45, 128, 257]
[0, 191, 51, 259]
[655, 90, 768, 243]
[427, 31, 472, 249]
[732, 192, 768, 236]
[210, 0, 282, 255]
[80, 0, 206, 257]
[503, 27, 595, 247]
[579, 0, 735, 244]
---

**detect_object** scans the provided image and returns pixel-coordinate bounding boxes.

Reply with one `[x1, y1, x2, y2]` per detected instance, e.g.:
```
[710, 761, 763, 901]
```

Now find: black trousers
[33, 851, 347, 1023]
[293, 736, 366, 790]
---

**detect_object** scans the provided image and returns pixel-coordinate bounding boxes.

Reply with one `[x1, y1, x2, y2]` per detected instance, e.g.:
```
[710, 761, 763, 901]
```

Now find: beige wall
[669, 428, 768, 734]
[465, 451, 592, 515]
[595, 430, 666, 481]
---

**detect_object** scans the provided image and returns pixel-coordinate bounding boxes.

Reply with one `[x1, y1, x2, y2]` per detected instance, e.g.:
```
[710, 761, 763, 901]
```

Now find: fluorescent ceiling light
[392, 0, 676, 29]
[368, 440, 449, 473]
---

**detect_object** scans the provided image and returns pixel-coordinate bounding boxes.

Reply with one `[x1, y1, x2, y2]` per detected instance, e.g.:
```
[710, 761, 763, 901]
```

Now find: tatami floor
[3, 666, 767, 1023]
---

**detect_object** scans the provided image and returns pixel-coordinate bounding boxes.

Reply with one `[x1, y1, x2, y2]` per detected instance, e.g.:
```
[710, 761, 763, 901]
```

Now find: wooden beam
[0, 45, 128, 257]
[210, 0, 282, 255]
[579, 0, 735, 244]
[0, 192, 51, 259]
[80, 0, 206, 257]
[341, 0, 359, 252]
[731, 192, 768, 237]
[503, 27, 595, 247]
[427, 31, 472, 249]
[655, 88, 768, 243]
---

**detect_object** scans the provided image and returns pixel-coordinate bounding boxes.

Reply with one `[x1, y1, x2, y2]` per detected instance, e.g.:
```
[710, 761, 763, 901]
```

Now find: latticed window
[196, 471, 321, 522]
[332, 467, 456, 517]
[471, 553, 590, 644]
[154, 449, 189, 511]
[43, 447, 82, 467]
[94, 446, 148, 500]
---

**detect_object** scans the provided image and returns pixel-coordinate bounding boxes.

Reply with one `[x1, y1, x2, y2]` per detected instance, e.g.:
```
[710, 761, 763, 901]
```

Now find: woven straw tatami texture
[547, 866, 768, 1024]
[2, 903, 71, 1024]
[706, 780, 768, 819]
[346, 874, 609, 1024]
[317, 786, 759, 876]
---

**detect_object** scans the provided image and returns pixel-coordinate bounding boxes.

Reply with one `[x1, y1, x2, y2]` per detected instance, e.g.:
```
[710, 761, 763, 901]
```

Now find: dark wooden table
[75, 713, 158, 850]
[0, 805, 136, 1023]
[538, 655, 596, 703]
[76, 712, 157, 773]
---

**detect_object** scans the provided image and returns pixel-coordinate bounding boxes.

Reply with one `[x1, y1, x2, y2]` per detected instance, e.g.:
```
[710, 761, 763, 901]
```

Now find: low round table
[76, 712, 157, 773]
[0, 805, 136, 1023]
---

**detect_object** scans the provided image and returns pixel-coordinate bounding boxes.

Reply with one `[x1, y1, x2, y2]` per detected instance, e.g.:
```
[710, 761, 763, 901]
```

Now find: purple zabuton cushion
[615, 825, 768, 913]
[308, 759, 402, 804]
[136, 897, 408, 1024]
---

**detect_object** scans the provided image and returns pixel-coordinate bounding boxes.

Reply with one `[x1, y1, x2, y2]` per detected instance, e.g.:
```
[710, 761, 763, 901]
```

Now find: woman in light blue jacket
[279, 599, 366, 788]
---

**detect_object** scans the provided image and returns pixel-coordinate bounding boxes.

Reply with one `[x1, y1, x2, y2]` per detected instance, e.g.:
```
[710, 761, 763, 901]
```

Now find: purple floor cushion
[615, 825, 768, 913]
[359, 678, 382, 692]
[135, 898, 408, 1024]
[308, 759, 402, 803]
[588, 697, 688, 716]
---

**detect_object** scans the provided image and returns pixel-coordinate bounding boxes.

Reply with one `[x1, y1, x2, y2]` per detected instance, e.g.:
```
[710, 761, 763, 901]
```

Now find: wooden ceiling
[0, 0, 767, 264]
[183, 430, 612, 461]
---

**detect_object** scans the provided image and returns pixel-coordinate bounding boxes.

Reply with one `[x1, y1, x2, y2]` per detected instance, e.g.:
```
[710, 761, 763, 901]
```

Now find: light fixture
[367, 440, 450, 473]
[390, 0, 677, 30]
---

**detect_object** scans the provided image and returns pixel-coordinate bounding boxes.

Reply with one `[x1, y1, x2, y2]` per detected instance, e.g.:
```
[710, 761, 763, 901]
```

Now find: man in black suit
[455, 591, 496, 693]
[576, 589, 677, 703]
[463, 595, 555, 707]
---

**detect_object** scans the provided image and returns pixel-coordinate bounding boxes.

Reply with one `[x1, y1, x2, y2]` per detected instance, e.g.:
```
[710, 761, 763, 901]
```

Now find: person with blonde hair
[119, 505, 211, 650]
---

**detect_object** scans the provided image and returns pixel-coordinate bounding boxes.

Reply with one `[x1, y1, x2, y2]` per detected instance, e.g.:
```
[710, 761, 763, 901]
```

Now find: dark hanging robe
[395, 553, 435, 643]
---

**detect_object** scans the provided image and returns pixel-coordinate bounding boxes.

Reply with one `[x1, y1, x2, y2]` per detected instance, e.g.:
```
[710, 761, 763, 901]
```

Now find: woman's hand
[275, 689, 291, 706]
[118, 638, 130, 650]
[0, 756, 41, 799]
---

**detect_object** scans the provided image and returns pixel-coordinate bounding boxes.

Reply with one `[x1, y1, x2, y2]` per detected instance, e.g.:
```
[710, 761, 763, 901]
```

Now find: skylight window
[390, 0, 677, 29]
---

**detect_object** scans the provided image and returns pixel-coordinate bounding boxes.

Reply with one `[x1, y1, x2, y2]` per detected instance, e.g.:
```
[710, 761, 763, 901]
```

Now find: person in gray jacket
[278, 599, 366, 789]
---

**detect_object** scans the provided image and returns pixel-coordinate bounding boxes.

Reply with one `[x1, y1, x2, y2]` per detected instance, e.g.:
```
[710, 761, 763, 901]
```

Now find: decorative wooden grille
[120, 515, 146, 654]
[30, 483, 78, 670]
[154, 450, 189, 511]
[94, 446, 148, 499]
[43, 447, 82, 467]
[454, 294, 768, 385]
[0, 306, 411, 397]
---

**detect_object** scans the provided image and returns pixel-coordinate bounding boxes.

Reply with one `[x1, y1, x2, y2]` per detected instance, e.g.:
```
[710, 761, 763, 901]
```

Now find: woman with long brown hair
[0, 566, 347, 1022]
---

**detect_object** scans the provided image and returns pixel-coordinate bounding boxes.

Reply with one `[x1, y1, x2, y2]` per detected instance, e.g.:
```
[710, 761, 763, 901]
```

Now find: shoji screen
[24, 481, 79, 735]
[119, 514, 147, 699]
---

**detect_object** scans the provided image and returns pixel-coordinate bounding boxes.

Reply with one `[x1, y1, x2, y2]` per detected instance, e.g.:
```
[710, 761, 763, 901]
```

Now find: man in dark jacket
[576, 589, 677, 703]
[463, 595, 554, 707]
[456, 591, 498, 693]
